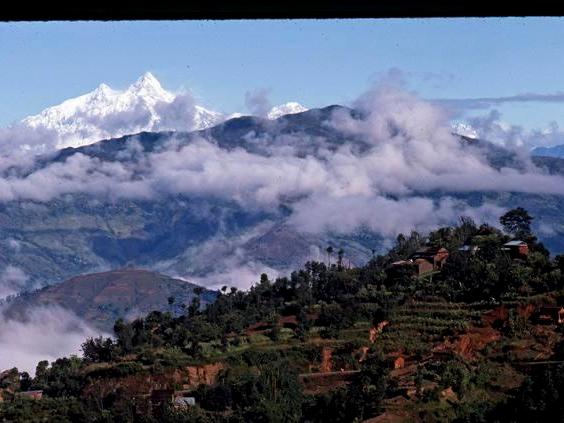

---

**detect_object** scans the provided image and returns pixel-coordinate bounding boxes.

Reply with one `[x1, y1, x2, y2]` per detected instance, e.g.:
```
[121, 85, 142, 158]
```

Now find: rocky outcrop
[433, 326, 501, 360]
[185, 363, 224, 388]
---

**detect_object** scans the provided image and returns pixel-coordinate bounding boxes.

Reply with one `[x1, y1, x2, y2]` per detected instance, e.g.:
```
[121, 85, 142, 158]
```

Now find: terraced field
[378, 299, 486, 355]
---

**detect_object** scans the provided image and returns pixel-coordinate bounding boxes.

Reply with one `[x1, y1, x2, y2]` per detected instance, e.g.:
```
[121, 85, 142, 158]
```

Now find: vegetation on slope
[3, 208, 564, 422]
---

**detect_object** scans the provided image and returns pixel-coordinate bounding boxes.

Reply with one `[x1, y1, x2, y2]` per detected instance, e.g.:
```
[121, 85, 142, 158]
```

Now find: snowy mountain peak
[136, 71, 159, 85]
[90, 83, 115, 100]
[11, 76, 310, 152]
[95, 82, 112, 93]
[127, 72, 173, 102]
[267, 102, 308, 120]
[19, 73, 223, 150]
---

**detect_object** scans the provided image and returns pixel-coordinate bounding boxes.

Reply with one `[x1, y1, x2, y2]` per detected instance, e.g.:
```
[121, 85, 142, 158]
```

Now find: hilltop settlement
[3, 207, 564, 422]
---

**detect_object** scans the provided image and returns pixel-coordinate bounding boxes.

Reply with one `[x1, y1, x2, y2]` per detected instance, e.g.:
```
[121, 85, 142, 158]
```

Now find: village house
[502, 240, 529, 259]
[387, 259, 416, 275]
[394, 356, 405, 369]
[173, 396, 196, 409]
[390, 355, 405, 369]
[412, 258, 434, 276]
[388, 246, 449, 277]
[533, 306, 564, 325]
[411, 246, 449, 270]
[18, 390, 43, 400]
[149, 388, 199, 414]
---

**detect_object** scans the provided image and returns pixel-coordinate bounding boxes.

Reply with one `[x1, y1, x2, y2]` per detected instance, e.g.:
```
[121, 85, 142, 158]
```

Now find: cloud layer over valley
[0, 83, 563, 233]
[0, 306, 102, 374]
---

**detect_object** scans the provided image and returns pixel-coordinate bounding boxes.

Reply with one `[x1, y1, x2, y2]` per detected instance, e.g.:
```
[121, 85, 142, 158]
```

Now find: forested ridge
[3, 208, 564, 422]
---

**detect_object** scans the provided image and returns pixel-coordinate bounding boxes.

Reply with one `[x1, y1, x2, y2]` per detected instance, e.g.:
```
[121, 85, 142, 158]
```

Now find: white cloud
[0, 266, 30, 301]
[245, 88, 272, 118]
[187, 261, 282, 291]
[0, 306, 103, 374]
[288, 194, 505, 237]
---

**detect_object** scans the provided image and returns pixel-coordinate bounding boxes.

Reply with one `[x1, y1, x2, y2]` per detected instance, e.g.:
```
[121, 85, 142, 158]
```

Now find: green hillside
[3, 208, 564, 422]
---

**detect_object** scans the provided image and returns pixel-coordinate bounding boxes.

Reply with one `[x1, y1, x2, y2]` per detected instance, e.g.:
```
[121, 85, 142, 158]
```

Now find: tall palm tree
[326, 246, 334, 267]
[337, 248, 344, 270]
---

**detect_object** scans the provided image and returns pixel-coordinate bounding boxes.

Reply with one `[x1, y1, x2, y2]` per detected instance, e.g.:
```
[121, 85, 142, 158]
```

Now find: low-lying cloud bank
[0, 84, 562, 236]
[0, 266, 30, 301]
[0, 306, 102, 374]
[289, 195, 505, 237]
[463, 109, 564, 149]
[186, 262, 282, 292]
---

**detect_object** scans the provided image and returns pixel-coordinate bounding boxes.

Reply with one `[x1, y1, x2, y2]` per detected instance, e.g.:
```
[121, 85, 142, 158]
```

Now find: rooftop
[503, 240, 527, 246]
[414, 246, 448, 255]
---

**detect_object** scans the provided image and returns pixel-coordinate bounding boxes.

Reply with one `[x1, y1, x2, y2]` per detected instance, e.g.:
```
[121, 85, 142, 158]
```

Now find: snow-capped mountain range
[267, 102, 308, 120]
[16, 72, 309, 149]
[12, 71, 509, 152]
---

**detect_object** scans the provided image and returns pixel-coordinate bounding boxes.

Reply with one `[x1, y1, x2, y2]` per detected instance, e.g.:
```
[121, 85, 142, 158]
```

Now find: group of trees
[371, 208, 561, 302]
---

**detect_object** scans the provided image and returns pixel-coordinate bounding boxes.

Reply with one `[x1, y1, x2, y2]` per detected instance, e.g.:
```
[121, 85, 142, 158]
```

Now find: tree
[266, 313, 280, 342]
[0, 368, 19, 391]
[500, 207, 533, 238]
[440, 360, 471, 398]
[167, 296, 175, 314]
[337, 249, 344, 270]
[81, 337, 116, 363]
[326, 246, 334, 267]
[113, 319, 134, 354]
[188, 296, 201, 317]
[19, 371, 32, 391]
[456, 216, 478, 244]
[34, 361, 49, 390]
[296, 308, 311, 341]
[346, 349, 390, 420]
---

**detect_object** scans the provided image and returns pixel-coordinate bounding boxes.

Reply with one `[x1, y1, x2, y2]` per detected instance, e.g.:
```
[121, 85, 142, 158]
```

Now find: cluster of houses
[388, 240, 530, 278]
[384, 238, 564, 326]
[388, 246, 449, 278]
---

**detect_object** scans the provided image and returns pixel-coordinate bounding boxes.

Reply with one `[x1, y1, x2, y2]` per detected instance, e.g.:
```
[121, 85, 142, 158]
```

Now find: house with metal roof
[502, 240, 529, 259]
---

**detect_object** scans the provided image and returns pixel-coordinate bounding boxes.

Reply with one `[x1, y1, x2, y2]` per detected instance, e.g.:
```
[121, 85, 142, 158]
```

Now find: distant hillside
[3, 269, 217, 331]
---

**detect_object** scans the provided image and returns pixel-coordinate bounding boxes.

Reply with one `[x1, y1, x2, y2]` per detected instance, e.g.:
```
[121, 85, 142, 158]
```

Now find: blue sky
[1, 18, 564, 129]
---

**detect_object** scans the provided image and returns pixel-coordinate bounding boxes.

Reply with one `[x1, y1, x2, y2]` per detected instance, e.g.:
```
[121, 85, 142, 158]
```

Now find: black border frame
[0, 2, 562, 21]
